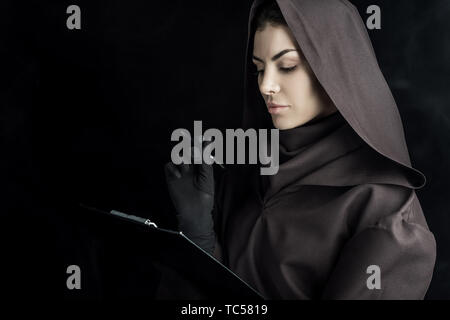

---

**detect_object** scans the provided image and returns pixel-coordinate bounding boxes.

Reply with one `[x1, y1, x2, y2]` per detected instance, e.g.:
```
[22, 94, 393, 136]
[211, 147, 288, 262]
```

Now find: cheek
[284, 71, 315, 102]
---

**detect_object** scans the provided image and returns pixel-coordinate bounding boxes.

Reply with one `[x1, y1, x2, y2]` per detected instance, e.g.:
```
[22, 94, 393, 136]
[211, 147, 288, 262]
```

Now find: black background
[1, 0, 449, 299]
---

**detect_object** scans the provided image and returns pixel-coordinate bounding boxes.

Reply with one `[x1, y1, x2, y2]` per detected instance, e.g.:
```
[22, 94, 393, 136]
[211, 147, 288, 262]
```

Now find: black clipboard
[78, 204, 265, 300]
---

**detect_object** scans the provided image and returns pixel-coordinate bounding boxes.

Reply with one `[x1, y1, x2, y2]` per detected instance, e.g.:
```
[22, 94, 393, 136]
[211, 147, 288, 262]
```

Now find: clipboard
[78, 204, 265, 300]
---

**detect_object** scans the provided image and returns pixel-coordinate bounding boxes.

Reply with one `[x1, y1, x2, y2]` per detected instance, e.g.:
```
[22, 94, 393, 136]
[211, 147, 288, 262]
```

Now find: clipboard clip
[144, 219, 158, 228]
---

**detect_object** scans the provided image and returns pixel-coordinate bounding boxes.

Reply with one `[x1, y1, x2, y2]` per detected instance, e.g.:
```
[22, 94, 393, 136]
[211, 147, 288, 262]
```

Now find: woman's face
[252, 23, 336, 130]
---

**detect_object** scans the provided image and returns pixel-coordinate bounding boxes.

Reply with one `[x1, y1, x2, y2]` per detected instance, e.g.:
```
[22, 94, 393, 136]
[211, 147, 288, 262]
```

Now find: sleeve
[321, 192, 436, 300]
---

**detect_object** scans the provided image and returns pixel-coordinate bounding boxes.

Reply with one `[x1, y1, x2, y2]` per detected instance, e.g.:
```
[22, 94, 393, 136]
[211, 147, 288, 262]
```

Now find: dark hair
[254, 1, 287, 31]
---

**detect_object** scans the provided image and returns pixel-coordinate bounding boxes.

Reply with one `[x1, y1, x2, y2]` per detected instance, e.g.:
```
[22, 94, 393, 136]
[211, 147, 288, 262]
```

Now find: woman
[164, 0, 436, 299]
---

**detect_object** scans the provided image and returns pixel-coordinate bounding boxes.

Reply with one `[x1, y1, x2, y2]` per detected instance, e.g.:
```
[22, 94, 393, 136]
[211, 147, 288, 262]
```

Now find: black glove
[164, 153, 215, 255]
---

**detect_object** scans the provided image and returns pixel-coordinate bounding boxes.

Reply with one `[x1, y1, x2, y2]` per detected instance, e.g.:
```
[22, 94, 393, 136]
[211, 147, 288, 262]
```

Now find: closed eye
[280, 66, 297, 73]
[252, 65, 297, 76]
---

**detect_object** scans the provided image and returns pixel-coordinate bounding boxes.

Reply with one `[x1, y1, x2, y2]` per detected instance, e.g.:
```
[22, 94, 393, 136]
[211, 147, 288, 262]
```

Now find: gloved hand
[164, 148, 215, 255]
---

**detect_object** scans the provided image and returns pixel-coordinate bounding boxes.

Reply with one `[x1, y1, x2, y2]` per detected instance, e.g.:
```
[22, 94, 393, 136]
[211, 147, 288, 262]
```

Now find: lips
[267, 102, 289, 115]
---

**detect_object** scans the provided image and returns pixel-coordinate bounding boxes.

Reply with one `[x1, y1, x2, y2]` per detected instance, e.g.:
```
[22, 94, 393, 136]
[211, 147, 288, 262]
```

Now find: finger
[191, 145, 202, 164]
[164, 162, 181, 179]
[179, 163, 192, 174]
[172, 146, 193, 174]
[195, 162, 214, 195]
[198, 135, 215, 155]
[197, 161, 214, 177]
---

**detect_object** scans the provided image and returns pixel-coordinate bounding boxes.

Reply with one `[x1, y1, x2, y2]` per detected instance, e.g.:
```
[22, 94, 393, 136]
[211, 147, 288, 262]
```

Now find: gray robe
[212, 0, 436, 300]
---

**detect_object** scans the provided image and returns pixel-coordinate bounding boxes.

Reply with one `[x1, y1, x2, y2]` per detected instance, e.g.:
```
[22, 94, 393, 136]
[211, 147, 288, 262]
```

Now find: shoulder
[343, 183, 431, 237]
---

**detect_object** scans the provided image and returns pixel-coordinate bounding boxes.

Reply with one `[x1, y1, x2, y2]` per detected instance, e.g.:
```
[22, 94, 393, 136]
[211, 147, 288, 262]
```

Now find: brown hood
[243, 0, 426, 189]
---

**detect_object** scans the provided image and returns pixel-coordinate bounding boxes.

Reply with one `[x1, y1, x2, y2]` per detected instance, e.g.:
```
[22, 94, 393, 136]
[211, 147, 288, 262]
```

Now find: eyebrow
[252, 49, 298, 62]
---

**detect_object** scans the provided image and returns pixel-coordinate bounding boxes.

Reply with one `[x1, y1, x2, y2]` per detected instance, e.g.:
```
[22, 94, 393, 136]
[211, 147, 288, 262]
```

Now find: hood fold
[243, 0, 426, 189]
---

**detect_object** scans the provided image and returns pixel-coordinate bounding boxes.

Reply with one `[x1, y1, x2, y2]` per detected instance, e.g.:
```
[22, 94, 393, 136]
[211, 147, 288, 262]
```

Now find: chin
[272, 116, 309, 130]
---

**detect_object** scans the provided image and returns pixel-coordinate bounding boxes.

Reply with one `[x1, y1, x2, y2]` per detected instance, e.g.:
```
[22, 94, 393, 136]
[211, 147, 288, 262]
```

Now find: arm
[321, 195, 436, 300]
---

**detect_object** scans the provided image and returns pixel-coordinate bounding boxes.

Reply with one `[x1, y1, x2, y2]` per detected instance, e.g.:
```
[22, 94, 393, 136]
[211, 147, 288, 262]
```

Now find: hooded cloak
[212, 0, 436, 299]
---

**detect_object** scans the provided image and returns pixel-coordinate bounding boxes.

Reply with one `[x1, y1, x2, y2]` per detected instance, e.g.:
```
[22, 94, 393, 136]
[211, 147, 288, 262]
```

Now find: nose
[259, 70, 280, 97]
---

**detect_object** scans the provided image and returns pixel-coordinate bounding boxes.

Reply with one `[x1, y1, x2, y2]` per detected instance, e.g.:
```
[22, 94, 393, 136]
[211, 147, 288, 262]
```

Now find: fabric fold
[213, 0, 436, 300]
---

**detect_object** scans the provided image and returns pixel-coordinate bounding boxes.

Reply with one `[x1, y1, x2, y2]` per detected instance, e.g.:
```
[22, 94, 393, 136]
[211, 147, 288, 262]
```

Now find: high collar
[278, 111, 345, 162]
[260, 113, 364, 205]
[255, 109, 418, 206]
